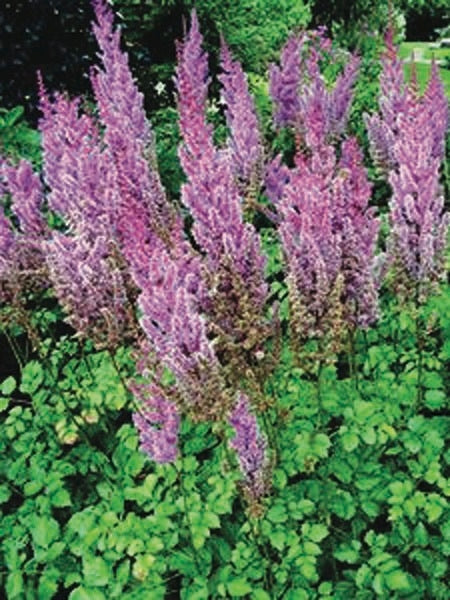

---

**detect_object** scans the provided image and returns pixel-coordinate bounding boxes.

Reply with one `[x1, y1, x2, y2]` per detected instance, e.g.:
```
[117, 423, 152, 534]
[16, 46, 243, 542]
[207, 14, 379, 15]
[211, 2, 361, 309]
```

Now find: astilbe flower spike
[270, 30, 360, 148]
[229, 393, 268, 502]
[175, 11, 268, 352]
[365, 33, 449, 301]
[219, 40, 263, 188]
[90, 0, 180, 288]
[38, 79, 136, 348]
[131, 380, 180, 464]
[138, 244, 231, 421]
[278, 149, 344, 343]
[333, 138, 380, 327]
[0, 158, 48, 303]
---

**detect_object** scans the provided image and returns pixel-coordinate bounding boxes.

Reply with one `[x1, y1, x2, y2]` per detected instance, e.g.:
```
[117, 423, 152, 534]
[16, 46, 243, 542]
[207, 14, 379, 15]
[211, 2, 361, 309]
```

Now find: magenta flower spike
[175, 11, 268, 328]
[90, 0, 178, 287]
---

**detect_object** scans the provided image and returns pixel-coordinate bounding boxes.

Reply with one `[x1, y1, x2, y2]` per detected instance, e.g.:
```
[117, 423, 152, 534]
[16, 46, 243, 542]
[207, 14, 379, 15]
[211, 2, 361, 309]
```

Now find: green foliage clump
[0, 106, 41, 167]
[1, 286, 449, 598]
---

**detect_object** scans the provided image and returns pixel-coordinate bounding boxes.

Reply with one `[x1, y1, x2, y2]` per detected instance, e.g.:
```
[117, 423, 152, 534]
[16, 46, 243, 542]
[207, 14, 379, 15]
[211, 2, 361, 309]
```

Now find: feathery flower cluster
[270, 34, 378, 340]
[219, 41, 263, 187]
[366, 33, 449, 301]
[138, 244, 230, 421]
[38, 83, 135, 348]
[0, 159, 47, 303]
[229, 394, 268, 502]
[333, 138, 380, 327]
[131, 380, 180, 464]
[270, 30, 360, 148]
[175, 12, 268, 348]
[90, 0, 179, 288]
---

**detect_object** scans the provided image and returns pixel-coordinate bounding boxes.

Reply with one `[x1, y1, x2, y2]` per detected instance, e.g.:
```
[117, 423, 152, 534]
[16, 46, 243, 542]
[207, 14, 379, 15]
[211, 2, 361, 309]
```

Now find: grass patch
[399, 42, 450, 98]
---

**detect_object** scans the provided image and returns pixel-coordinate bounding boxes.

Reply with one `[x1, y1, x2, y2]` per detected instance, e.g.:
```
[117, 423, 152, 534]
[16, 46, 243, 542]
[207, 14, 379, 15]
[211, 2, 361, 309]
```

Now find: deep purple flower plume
[229, 393, 268, 501]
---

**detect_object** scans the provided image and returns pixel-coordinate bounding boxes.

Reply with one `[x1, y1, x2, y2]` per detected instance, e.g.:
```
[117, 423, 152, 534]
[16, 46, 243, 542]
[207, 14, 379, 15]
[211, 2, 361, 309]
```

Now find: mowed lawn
[400, 41, 450, 98]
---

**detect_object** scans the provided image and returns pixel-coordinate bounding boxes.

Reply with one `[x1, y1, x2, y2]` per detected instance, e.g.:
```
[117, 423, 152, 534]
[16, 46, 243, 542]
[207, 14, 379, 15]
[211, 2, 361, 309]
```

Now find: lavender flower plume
[278, 148, 343, 341]
[174, 9, 215, 174]
[365, 32, 449, 301]
[90, 0, 178, 286]
[38, 79, 136, 347]
[364, 29, 408, 173]
[131, 381, 180, 464]
[333, 138, 380, 327]
[229, 393, 268, 501]
[423, 59, 449, 162]
[388, 101, 449, 301]
[138, 244, 230, 421]
[219, 40, 263, 186]
[269, 34, 304, 127]
[175, 12, 268, 350]
[0, 159, 48, 304]
[270, 30, 360, 147]
[1, 159, 46, 236]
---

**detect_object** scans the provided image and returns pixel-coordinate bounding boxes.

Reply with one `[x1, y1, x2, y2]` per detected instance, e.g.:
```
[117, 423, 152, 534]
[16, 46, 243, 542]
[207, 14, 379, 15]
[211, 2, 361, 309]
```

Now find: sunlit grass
[400, 41, 450, 98]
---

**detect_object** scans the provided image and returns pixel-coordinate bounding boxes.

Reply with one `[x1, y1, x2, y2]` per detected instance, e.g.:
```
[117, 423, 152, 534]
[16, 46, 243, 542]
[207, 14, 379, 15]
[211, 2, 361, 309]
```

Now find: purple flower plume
[175, 10, 215, 173]
[365, 32, 449, 300]
[90, 0, 178, 287]
[131, 381, 180, 464]
[278, 148, 343, 339]
[270, 30, 360, 147]
[0, 159, 48, 303]
[229, 393, 268, 501]
[334, 138, 380, 327]
[175, 12, 268, 344]
[219, 40, 263, 186]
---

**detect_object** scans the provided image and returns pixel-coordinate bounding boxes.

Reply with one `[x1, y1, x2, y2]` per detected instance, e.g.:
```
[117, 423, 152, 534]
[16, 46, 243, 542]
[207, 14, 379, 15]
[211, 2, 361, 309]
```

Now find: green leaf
[341, 431, 359, 452]
[424, 389, 446, 410]
[51, 488, 72, 507]
[307, 523, 329, 543]
[267, 503, 288, 523]
[227, 578, 253, 596]
[69, 587, 106, 600]
[19, 360, 44, 394]
[385, 570, 410, 591]
[6, 571, 23, 599]
[1, 376, 16, 395]
[252, 591, 271, 600]
[31, 516, 60, 549]
[82, 556, 110, 587]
